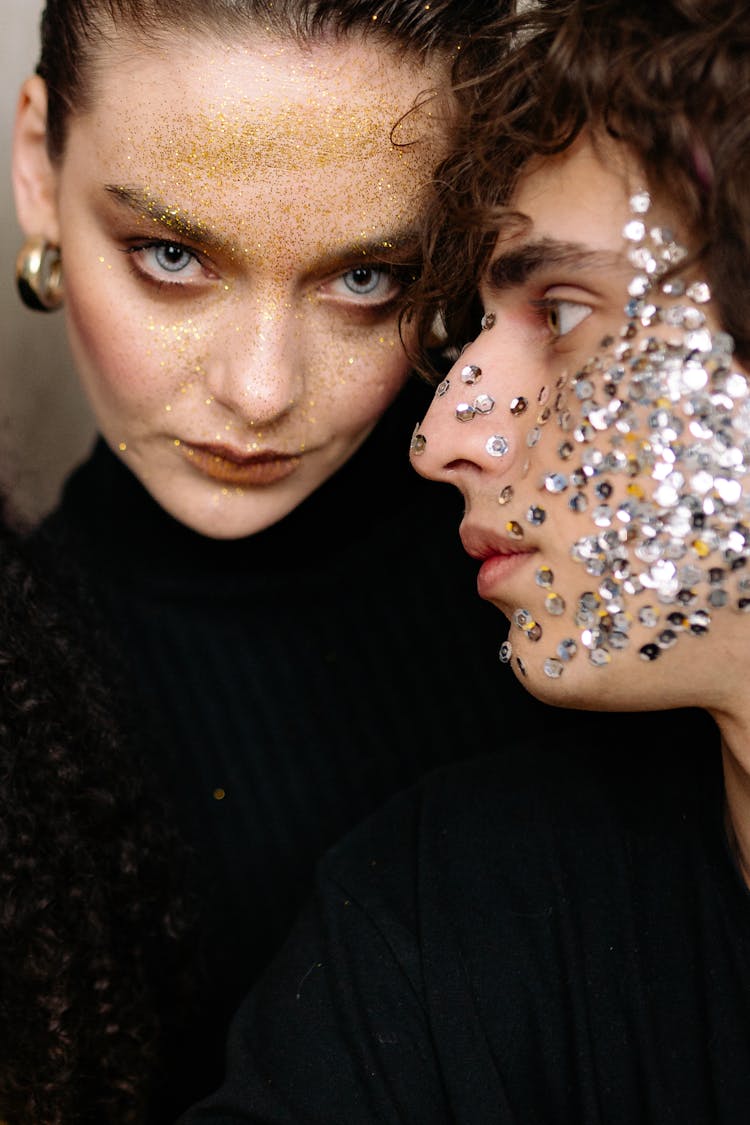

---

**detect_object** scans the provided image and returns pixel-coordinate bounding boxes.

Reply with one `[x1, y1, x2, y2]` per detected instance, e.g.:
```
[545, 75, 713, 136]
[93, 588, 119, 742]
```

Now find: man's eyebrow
[485, 238, 627, 292]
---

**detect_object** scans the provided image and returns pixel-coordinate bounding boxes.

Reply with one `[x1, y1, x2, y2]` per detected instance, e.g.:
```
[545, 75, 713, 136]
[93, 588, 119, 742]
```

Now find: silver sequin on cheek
[461, 364, 482, 385]
[545, 593, 566, 615]
[558, 638, 578, 661]
[474, 394, 495, 415]
[548, 187, 750, 674]
[545, 473, 568, 494]
[535, 566, 554, 587]
[486, 434, 510, 458]
[456, 402, 475, 422]
[410, 429, 427, 456]
[481, 311, 496, 330]
[436, 379, 450, 397]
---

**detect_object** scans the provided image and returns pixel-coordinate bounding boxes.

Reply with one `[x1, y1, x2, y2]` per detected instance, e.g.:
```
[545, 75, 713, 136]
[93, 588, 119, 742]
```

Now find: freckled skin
[41, 32, 445, 538]
[415, 136, 750, 718]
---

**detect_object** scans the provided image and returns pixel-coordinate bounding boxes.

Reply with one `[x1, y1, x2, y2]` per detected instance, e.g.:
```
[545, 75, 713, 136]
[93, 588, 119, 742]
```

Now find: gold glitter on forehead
[155, 97, 437, 177]
[90, 31, 445, 278]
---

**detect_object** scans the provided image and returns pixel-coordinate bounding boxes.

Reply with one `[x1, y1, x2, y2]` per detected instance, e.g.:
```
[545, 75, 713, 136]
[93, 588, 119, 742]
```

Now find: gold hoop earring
[15, 237, 63, 312]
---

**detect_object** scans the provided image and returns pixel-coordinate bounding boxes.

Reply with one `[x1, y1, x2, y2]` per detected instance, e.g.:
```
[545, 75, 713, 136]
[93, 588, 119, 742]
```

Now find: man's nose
[411, 341, 530, 488]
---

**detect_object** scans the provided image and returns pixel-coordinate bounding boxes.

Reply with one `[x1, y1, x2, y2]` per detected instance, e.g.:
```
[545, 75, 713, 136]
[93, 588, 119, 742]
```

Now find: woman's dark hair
[413, 0, 750, 372]
[0, 512, 188, 1124]
[37, 0, 495, 160]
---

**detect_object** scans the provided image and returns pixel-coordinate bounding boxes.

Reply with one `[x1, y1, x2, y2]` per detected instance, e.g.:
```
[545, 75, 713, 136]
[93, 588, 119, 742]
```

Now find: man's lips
[460, 523, 538, 599]
[459, 523, 535, 561]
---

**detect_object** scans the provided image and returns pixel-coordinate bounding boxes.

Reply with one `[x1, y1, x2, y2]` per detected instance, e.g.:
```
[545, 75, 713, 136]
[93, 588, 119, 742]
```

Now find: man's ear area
[12, 75, 62, 244]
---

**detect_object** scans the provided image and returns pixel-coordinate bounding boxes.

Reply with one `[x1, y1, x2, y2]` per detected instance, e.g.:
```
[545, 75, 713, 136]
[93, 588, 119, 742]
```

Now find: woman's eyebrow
[104, 185, 226, 250]
[485, 237, 626, 292]
[316, 228, 422, 270]
[104, 184, 421, 267]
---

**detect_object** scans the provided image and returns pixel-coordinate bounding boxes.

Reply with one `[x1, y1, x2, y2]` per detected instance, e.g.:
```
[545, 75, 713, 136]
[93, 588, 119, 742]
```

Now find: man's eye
[546, 299, 593, 337]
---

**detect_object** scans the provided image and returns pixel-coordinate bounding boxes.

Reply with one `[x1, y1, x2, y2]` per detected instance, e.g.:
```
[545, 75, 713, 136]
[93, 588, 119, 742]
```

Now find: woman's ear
[12, 76, 62, 243]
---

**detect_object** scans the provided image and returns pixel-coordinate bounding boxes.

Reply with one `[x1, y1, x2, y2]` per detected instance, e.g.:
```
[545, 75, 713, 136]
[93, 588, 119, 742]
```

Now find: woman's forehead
[63, 30, 445, 252]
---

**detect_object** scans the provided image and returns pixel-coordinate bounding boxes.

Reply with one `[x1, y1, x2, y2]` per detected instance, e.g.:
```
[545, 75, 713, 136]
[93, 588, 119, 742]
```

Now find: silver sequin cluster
[536, 191, 750, 676]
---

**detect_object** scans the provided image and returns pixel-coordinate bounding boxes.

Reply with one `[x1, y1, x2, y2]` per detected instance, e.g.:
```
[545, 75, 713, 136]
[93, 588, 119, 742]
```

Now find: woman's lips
[460, 523, 537, 600]
[181, 442, 302, 486]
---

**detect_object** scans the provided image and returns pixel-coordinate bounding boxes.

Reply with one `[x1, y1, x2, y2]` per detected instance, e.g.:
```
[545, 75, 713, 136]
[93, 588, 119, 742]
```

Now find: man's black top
[184, 712, 750, 1124]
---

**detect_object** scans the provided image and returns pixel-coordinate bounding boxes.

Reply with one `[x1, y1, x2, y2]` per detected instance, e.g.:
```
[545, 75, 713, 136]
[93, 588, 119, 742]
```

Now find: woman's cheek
[64, 276, 211, 418]
[318, 325, 409, 432]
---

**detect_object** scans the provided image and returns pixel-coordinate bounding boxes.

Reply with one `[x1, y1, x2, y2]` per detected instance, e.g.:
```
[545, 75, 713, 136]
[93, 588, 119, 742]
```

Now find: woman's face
[414, 135, 750, 715]
[15, 30, 443, 538]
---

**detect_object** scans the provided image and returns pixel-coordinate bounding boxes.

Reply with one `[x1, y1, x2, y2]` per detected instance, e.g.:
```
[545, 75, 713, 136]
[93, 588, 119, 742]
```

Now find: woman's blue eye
[342, 267, 385, 295]
[153, 243, 194, 273]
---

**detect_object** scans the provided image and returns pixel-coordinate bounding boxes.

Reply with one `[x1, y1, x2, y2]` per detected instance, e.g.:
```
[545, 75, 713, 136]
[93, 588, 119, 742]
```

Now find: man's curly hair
[412, 0, 750, 373]
[0, 512, 189, 1123]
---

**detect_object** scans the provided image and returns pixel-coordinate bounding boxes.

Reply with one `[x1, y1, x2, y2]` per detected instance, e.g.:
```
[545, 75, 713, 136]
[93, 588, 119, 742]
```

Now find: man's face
[414, 134, 750, 714]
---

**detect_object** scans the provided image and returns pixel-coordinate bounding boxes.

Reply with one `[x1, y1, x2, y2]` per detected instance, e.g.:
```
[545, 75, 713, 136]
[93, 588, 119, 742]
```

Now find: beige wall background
[1, 0, 95, 524]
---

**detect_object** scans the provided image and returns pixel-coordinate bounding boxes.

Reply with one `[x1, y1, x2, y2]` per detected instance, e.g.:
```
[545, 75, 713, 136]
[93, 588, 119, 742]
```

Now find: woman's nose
[203, 296, 304, 427]
[411, 342, 530, 486]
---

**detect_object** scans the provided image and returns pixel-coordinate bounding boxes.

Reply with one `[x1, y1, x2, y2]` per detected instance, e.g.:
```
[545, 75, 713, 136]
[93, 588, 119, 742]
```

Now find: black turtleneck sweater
[184, 722, 750, 1125]
[32, 379, 551, 1115]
